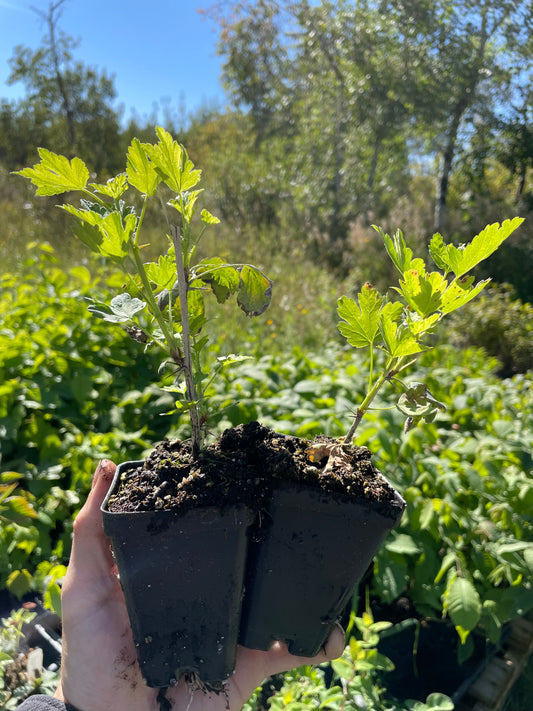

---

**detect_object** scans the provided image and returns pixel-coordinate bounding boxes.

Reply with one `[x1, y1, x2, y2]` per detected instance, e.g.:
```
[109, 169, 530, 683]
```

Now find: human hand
[54, 460, 345, 711]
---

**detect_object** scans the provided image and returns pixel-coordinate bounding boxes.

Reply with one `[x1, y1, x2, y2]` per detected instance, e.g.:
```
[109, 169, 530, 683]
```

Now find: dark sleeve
[17, 696, 80, 711]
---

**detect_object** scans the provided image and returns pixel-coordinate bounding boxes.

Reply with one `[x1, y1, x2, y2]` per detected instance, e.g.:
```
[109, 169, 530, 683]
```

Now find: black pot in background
[101, 461, 253, 688]
[239, 482, 406, 655]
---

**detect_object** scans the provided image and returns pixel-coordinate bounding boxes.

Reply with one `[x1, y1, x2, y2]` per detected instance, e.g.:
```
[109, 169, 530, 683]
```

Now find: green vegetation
[2, 0, 533, 706]
[337, 221, 522, 439]
[16, 128, 273, 455]
[1, 246, 532, 708]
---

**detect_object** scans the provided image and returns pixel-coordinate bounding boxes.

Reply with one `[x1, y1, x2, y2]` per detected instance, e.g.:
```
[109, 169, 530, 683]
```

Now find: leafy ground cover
[1, 245, 532, 708]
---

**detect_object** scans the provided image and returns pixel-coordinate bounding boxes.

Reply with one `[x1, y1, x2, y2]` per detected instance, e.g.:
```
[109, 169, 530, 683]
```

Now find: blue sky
[0, 0, 227, 123]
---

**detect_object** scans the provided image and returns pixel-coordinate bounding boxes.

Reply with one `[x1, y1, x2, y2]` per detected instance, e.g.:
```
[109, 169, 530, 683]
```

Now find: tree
[5, 0, 122, 174]
[211, 0, 533, 246]
[211, 0, 414, 269]
[380, 0, 533, 232]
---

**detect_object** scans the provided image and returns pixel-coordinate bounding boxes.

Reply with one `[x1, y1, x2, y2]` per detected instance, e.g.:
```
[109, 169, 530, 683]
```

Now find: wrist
[53, 682, 83, 711]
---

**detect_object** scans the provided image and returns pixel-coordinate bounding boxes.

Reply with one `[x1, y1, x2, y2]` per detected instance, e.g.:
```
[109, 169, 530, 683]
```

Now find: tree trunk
[433, 10, 489, 233]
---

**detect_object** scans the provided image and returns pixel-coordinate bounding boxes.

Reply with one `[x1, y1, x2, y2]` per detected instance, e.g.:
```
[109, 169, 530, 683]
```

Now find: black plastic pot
[239, 481, 406, 655]
[101, 461, 253, 688]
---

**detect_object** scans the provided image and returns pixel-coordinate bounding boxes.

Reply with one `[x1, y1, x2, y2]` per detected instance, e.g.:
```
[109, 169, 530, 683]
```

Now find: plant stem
[129, 244, 180, 353]
[171, 225, 201, 458]
[345, 356, 401, 444]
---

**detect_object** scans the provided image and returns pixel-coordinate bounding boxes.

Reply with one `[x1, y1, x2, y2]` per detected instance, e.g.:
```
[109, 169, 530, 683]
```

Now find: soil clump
[107, 421, 400, 516]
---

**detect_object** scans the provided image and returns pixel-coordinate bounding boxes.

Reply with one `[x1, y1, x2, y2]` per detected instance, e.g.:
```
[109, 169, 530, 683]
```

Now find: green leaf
[2, 495, 38, 523]
[169, 189, 204, 222]
[87, 293, 146, 323]
[201, 209, 220, 225]
[89, 173, 129, 199]
[44, 581, 62, 616]
[145, 254, 176, 291]
[424, 693, 454, 711]
[386, 533, 421, 555]
[14, 148, 89, 195]
[337, 284, 384, 349]
[146, 126, 201, 193]
[377, 225, 426, 274]
[397, 270, 448, 317]
[7, 568, 32, 599]
[237, 265, 273, 316]
[196, 258, 240, 303]
[126, 138, 160, 196]
[429, 218, 524, 277]
[445, 577, 482, 634]
[434, 551, 456, 584]
[331, 657, 355, 680]
[374, 559, 408, 603]
[439, 276, 489, 315]
[379, 301, 422, 357]
[406, 311, 442, 337]
[216, 354, 253, 366]
[98, 212, 136, 258]
[397, 382, 446, 419]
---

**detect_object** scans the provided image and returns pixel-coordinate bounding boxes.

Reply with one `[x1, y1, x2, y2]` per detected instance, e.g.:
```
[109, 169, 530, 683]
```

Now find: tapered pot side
[240, 481, 406, 655]
[101, 461, 254, 688]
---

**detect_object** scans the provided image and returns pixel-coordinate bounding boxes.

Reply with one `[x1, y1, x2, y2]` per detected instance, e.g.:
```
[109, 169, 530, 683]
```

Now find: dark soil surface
[107, 421, 401, 516]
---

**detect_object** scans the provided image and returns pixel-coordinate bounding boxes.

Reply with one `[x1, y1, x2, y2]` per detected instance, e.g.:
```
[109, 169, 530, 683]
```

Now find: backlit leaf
[89, 173, 129, 199]
[145, 254, 176, 291]
[126, 138, 160, 196]
[429, 218, 523, 277]
[196, 258, 240, 303]
[337, 284, 384, 349]
[397, 270, 448, 317]
[87, 293, 146, 323]
[377, 225, 426, 274]
[7, 568, 32, 599]
[14, 148, 89, 195]
[146, 126, 201, 193]
[237, 265, 273, 316]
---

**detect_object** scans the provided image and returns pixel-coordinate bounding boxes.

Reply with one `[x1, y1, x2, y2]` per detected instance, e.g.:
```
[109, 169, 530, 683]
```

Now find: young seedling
[15, 127, 272, 457]
[337, 219, 524, 439]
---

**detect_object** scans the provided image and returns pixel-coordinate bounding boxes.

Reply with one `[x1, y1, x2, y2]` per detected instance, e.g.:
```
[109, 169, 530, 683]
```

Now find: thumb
[64, 460, 117, 590]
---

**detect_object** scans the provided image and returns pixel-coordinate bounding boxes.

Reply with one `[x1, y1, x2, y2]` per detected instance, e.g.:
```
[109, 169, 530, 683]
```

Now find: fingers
[64, 460, 117, 591]
[254, 623, 346, 678]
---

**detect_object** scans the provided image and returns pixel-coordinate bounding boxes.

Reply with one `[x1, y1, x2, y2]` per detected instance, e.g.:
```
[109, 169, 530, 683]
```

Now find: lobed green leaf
[89, 173, 129, 200]
[14, 148, 89, 195]
[429, 218, 524, 277]
[377, 225, 426, 275]
[126, 138, 160, 196]
[337, 285, 384, 349]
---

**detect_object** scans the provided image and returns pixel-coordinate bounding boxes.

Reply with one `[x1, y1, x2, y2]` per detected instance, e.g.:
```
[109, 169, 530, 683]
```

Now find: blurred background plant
[2, 0, 533, 705]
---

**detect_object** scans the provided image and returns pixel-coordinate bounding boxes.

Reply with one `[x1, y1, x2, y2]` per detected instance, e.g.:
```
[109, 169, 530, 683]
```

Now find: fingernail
[93, 459, 111, 488]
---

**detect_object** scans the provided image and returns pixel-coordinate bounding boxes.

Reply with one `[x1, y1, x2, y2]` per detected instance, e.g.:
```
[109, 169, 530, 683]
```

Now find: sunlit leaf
[196, 258, 240, 303]
[397, 270, 448, 317]
[89, 173, 129, 199]
[126, 138, 160, 196]
[201, 209, 220, 225]
[445, 577, 481, 634]
[429, 218, 523, 277]
[14, 148, 89, 195]
[337, 284, 384, 349]
[377, 225, 426, 275]
[87, 293, 146, 323]
[145, 254, 176, 292]
[237, 265, 273, 316]
[7, 569, 32, 599]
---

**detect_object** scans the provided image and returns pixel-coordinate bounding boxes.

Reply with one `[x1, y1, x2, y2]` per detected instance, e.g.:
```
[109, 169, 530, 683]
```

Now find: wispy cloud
[0, 0, 31, 11]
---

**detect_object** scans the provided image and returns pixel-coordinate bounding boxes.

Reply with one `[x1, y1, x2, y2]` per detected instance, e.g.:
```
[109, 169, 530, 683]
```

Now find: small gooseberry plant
[337, 218, 523, 439]
[16, 127, 272, 457]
